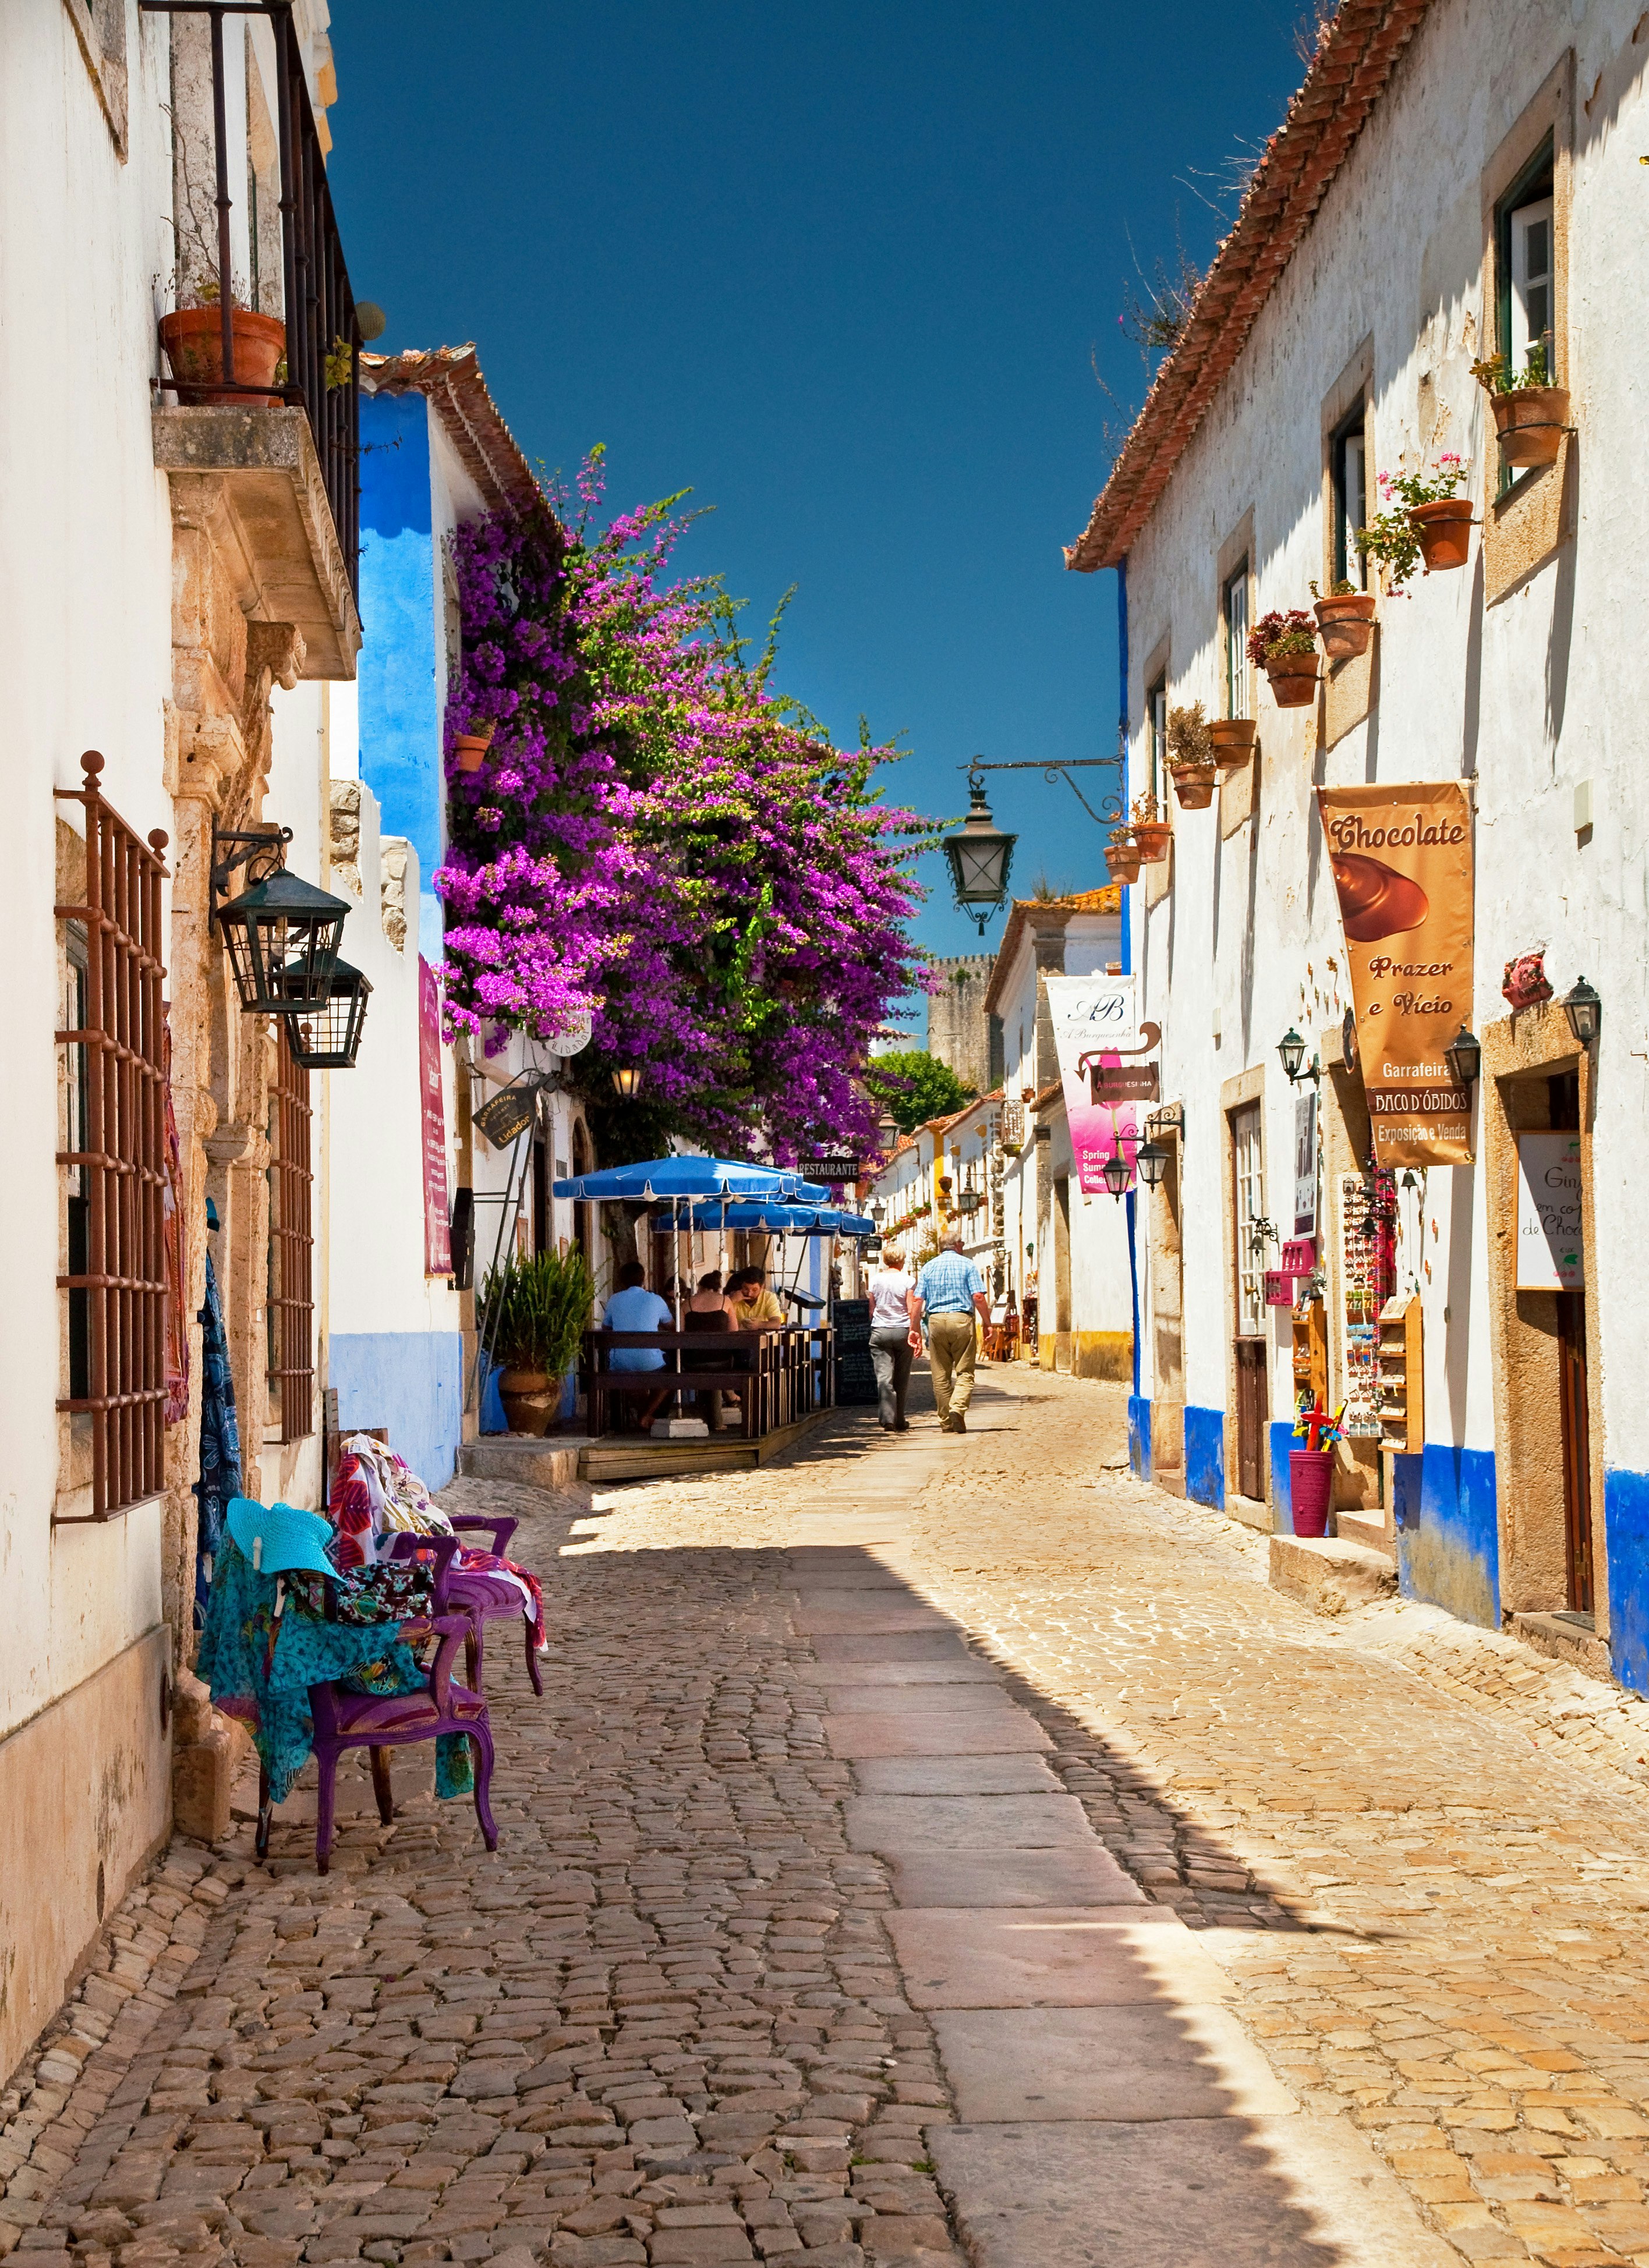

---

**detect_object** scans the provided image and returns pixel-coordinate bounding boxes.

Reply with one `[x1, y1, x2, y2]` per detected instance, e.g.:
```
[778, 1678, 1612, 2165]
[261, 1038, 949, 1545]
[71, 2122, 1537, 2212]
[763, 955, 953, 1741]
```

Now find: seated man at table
[727, 1267, 787, 1330]
[600, 1260, 674, 1429]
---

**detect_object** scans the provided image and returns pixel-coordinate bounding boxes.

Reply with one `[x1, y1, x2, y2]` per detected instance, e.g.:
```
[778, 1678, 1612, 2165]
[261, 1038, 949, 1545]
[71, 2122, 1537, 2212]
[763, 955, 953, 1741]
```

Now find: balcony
[143, 1, 362, 679]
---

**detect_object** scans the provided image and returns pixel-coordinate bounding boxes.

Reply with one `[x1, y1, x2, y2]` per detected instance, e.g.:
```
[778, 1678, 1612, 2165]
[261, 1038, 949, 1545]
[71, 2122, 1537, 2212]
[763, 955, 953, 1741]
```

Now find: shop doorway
[1550, 1071, 1592, 1611]
[1231, 1101, 1268, 1501]
[1053, 1176, 1073, 1370]
[1149, 1131, 1185, 1489]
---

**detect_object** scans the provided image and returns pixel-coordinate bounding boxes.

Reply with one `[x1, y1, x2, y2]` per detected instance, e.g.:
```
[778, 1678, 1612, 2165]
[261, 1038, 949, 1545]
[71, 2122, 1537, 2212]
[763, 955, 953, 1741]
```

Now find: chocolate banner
[1318, 783, 1474, 1167]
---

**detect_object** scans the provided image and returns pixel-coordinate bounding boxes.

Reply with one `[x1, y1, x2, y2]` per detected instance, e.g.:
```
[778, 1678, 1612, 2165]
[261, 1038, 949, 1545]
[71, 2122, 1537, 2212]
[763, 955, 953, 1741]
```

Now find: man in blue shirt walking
[911, 1234, 990, 1434]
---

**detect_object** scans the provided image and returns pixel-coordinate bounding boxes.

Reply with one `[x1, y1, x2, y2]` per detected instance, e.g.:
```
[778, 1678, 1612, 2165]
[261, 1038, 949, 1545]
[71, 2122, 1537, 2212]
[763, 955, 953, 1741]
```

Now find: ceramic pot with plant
[160, 302, 287, 406]
[1129, 792, 1170, 864]
[1166, 701, 1217, 808]
[1247, 611, 1319, 707]
[480, 1248, 595, 1437]
[1310, 579, 1376, 662]
[1105, 829, 1141, 885]
[1473, 345, 1569, 469]
[1358, 453, 1473, 583]
[1208, 717, 1257, 769]
[452, 725, 496, 774]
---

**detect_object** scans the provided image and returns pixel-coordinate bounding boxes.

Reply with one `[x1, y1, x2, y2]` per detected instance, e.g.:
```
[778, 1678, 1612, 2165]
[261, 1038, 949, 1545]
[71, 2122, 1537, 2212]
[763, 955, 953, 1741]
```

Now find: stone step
[1269, 1532, 1397, 1617]
[456, 1438, 590, 1498]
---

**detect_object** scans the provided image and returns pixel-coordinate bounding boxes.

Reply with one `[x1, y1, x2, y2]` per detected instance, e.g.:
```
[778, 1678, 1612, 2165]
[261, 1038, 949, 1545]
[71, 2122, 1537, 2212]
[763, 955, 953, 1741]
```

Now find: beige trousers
[927, 1312, 977, 1420]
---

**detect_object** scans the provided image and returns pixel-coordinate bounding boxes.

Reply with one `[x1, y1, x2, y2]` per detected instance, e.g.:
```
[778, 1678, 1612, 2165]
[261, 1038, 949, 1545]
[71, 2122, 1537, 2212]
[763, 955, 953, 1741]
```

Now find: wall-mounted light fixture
[211, 823, 349, 1015]
[943, 772, 1018, 934]
[1101, 1148, 1131, 1199]
[1443, 1025, 1481, 1091]
[1278, 1028, 1321, 1086]
[611, 1064, 643, 1100]
[1561, 976, 1602, 1047]
[284, 957, 371, 1071]
[1134, 1137, 1170, 1189]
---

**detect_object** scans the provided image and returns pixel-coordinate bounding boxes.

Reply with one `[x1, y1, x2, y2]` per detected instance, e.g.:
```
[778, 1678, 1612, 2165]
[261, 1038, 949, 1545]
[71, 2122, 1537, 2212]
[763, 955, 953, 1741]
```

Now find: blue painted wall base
[1269, 1422, 1294, 1532]
[1392, 1445, 1499, 1628]
[1128, 1395, 1151, 1481]
[1184, 1406, 1225, 1511]
[1605, 1468, 1649, 1694]
[330, 1331, 465, 1494]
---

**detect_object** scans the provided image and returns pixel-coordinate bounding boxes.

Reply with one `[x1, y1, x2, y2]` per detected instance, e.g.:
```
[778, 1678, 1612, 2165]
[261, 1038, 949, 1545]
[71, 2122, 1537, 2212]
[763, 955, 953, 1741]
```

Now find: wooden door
[1231, 1102, 1269, 1495]
[1557, 1289, 1593, 1612]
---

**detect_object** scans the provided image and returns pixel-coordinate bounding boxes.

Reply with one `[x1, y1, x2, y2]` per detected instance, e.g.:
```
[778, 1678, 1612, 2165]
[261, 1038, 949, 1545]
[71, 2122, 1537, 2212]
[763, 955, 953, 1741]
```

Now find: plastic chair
[307, 1613, 497, 1873]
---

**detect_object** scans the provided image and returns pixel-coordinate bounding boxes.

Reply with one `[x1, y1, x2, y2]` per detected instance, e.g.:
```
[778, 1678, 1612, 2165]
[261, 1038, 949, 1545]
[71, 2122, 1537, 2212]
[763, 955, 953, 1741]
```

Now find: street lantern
[1561, 976, 1602, 1046]
[877, 1112, 900, 1153]
[1134, 1137, 1170, 1189]
[283, 957, 372, 1071]
[943, 774, 1017, 934]
[1443, 1024, 1481, 1090]
[1278, 1027, 1307, 1082]
[612, 1064, 643, 1099]
[212, 825, 349, 1013]
[1101, 1147, 1131, 1199]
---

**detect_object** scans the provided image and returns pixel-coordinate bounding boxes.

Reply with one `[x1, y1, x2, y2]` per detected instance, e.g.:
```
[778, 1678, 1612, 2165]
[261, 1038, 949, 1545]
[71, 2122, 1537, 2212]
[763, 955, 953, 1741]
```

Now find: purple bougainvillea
[435, 457, 933, 1160]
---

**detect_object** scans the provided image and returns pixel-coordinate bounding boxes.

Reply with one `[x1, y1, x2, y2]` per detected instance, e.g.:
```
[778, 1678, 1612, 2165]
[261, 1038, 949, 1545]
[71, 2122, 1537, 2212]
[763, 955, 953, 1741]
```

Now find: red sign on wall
[419, 957, 452, 1277]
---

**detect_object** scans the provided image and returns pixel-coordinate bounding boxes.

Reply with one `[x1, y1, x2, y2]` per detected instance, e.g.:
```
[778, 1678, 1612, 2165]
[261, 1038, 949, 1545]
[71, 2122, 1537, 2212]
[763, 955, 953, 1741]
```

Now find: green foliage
[479, 1249, 595, 1378]
[1471, 342, 1553, 394]
[866, 1050, 975, 1135]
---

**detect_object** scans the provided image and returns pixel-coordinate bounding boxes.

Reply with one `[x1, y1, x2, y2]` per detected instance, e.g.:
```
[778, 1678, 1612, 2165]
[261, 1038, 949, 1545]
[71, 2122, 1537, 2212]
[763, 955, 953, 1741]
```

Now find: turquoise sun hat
[227, 1497, 336, 1578]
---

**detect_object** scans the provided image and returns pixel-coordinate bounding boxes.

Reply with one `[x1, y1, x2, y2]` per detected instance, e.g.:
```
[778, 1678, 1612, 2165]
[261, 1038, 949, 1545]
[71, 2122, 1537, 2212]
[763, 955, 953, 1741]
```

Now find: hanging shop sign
[799, 1154, 860, 1185]
[1045, 973, 1155, 1194]
[1293, 1090, 1318, 1239]
[1279, 1238, 1317, 1276]
[1089, 1061, 1159, 1105]
[1318, 783, 1475, 1167]
[419, 956, 452, 1277]
[1516, 1132, 1583, 1290]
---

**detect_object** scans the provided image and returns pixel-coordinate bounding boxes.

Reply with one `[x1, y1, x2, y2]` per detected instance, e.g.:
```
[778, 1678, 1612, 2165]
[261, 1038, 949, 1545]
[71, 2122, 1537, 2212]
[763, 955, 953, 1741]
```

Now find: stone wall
[926, 955, 993, 1095]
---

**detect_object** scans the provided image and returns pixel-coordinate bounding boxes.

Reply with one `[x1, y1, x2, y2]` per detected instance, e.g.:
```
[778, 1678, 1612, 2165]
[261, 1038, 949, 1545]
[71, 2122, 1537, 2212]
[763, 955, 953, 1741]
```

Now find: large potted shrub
[1310, 579, 1376, 662]
[1473, 345, 1569, 469]
[1247, 611, 1319, 708]
[1166, 702, 1217, 809]
[479, 1249, 595, 1436]
[1359, 453, 1473, 580]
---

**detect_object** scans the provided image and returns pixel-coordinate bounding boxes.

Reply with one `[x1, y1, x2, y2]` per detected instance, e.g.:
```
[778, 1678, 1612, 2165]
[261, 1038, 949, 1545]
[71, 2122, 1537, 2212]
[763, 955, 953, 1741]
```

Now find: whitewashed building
[1064, 0, 1649, 1685]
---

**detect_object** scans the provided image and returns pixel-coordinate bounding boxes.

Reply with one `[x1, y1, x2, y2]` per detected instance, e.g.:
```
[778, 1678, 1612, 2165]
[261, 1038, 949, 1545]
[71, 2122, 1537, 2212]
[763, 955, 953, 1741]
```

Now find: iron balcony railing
[140, 0, 361, 592]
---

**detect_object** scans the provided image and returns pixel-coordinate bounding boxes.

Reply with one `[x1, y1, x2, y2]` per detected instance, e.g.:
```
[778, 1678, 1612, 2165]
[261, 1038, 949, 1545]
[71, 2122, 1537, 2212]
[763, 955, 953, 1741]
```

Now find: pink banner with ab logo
[1043, 974, 1152, 1195]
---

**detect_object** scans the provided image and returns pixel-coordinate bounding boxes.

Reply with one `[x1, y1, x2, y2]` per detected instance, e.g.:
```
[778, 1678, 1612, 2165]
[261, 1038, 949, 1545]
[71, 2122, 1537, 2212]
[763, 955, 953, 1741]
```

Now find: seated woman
[600, 1259, 674, 1430]
[683, 1268, 743, 1430]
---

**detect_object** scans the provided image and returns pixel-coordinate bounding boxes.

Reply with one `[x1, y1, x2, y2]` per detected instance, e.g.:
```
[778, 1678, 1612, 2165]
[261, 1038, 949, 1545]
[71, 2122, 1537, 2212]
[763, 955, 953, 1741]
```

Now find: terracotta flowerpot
[1290, 1448, 1333, 1538]
[1207, 718, 1257, 769]
[499, 1366, 555, 1436]
[1265, 655, 1319, 708]
[159, 306, 286, 405]
[1169, 763, 1216, 810]
[1130, 821, 1172, 864]
[1491, 385, 1570, 469]
[1408, 498, 1475, 572]
[453, 733, 493, 774]
[1105, 842, 1141, 885]
[1313, 591, 1376, 662]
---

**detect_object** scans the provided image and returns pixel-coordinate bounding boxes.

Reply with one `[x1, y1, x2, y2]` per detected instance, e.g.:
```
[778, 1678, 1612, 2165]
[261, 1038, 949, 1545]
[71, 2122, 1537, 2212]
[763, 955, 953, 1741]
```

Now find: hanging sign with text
[1045, 973, 1152, 1195]
[1516, 1132, 1583, 1290]
[1318, 782, 1475, 1167]
[419, 956, 452, 1277]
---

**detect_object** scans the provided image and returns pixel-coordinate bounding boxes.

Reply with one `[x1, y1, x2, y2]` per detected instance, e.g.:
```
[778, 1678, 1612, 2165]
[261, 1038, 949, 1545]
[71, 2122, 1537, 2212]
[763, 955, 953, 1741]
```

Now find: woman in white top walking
[866, 1246, 919, 1430]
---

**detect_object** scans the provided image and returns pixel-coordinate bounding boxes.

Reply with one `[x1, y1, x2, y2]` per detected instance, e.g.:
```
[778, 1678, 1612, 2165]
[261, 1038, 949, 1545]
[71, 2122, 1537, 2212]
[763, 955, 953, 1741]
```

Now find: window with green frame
[1223, 563, 1250, 720]
[1495, 135, 1556, 492]
[1331, 402, 1367, 590]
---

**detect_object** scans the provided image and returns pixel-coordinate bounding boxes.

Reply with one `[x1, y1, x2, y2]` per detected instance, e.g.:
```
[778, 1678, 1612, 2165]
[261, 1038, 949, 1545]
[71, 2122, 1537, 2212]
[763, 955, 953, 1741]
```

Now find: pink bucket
[1289, 1449, 1333, 1537]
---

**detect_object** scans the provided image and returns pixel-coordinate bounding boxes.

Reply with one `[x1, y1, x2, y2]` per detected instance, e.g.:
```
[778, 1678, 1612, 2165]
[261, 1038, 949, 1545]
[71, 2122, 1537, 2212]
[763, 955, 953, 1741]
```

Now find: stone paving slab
[791, 1603, 958, 1633]
[801, 1659, 1000, 1686]
[844, 1793, 1094, 1852]
[851, 1757, 1064, 1796]
[930, 2004, 1297, 2121]
[884, 1908, 1234, 2007]
[930, 2117, 1460, 2267]
[826, 1709, 1052, 1759]
[882, 1847, 1145, 1908]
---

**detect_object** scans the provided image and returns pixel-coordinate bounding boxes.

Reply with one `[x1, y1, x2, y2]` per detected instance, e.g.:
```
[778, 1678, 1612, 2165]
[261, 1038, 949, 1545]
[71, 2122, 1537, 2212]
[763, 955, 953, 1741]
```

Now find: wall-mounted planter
[1491, 385, 1570, 469]
[1130, 821, 1172, 864]
[1313, 591, 1376, 662]
[453, 731, 494, 774]
[1208, 718, 1257, 770]
[1264, 658, 1319, 708]
[1169, 763, 1217, 810]
[1409, 499, 1474, 572]
[1105, 842, 1141, 884]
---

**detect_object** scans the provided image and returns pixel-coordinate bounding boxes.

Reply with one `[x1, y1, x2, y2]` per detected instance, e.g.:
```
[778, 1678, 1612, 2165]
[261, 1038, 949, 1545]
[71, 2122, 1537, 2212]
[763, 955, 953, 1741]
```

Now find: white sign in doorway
[1516, 1132, 1583, 1291]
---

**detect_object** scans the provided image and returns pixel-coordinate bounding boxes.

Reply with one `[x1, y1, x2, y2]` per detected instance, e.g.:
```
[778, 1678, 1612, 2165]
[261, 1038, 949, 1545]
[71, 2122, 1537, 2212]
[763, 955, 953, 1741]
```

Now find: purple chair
[386, 1512, 543, 1698]
[307, 1613, 497, 1874]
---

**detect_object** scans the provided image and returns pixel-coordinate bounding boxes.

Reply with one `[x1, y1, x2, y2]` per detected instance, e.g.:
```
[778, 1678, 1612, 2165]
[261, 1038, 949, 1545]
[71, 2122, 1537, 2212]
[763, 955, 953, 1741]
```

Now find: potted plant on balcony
[1248, 611, 1319, 707]
[158, 206, 286, 406]
[1359, 454, 1473, 581]
[1129, 791, 1171, 864]
[1166, 703, 1217, 809]
[1472, 343, 1569, 469]
[1310, 579, 1376, 662]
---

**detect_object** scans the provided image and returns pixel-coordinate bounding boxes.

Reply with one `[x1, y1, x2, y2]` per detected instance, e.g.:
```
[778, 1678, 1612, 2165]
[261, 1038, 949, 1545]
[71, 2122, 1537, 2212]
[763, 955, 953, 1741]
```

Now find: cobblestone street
[10, 1367, 1649, 2267]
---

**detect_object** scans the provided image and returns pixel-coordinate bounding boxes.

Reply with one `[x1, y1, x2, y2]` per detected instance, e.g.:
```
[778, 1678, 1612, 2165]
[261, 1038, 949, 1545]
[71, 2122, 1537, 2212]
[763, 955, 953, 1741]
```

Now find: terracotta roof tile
[362, 343, 539, 514]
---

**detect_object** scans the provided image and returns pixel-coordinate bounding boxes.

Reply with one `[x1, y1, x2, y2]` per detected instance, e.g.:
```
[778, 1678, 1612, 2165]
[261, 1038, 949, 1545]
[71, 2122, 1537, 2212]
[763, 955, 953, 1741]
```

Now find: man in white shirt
[866, 1246, 918, 1431]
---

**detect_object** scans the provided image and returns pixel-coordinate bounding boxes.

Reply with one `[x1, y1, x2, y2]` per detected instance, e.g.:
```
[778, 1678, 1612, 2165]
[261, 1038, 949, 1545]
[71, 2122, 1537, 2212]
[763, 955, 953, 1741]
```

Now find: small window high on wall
[1332, 403, 1367, 590]
[1223, 562, 1250, 720]
[1498, 135, 1555, 383]
[1147, 676, 1167, 802]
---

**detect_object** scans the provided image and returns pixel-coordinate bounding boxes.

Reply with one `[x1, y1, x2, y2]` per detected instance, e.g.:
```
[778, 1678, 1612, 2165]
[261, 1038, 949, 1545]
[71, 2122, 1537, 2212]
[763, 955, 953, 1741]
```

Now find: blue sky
[328, 3, 1310, 1024]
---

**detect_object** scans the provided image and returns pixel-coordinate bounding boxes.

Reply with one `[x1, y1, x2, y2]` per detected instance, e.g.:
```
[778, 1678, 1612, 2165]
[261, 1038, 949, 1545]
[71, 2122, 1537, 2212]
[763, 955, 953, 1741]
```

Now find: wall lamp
[1278, 1027, 1321, 1086]
[1101, 1148, 1132, 1200]
[1561, 976, 1602, 1047]
[1134, 1137, 1170, 1189]
[1443, 1025, 1481, 1090]
[612, 1064, 644, 1100]
[211, 822, 349, 1016]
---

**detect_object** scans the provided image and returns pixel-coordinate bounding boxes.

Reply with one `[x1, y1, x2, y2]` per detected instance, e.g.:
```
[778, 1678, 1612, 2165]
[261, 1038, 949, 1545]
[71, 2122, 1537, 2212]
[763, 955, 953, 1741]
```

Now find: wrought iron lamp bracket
[209, 824, 292, 921]
[959, 756, 1124, 830]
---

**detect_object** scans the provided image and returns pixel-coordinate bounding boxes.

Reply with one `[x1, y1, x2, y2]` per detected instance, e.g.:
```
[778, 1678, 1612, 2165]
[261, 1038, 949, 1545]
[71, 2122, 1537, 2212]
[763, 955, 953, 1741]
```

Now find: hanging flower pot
[1489, 385, 1570, 467]
[1130, 820, 1171, 864]
[1265, 657, 1320, 708]
[160, 306, 287, 406]
[453, 731, 494, 774]
[1312, 590, 1376, 662]
[1169, 762, 1216, 810]
[1408, 499, 1475, 572]
[1208, 718, 1257, 770]
[1105, 839, 1141, 885]
[1289, 1448, 1333, 1538]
